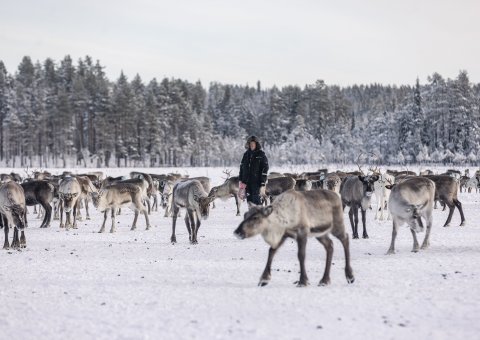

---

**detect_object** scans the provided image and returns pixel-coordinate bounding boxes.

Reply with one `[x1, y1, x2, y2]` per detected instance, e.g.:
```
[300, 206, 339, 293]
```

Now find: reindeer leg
[410, 228, 420, 252]
[421, 216, 433, 250]
[20, 230, 26, 248]
[110, 209, 116, 233]
[85, 199, 90, 220]
[296, 234, 309, 287]
[361, 208, 368, 239]
[131, 211, 139, 231]
[12, 228, 19, 249]
[3, 221, 9, 249]
[24, 209, 29, 229]
[33, 205, 38, 214]
[387, 218, 398, 254]
[59, 204, 64, 228]
[317, 235, 333, 286]
[348, 208, 357, 239]
[184, 213, 192, 242]
[98, 211, 108, 233]
[72, 203, 78, 229]
[353, 207, 359, 239]
[53, 201, 59, 220]
[234, 194, 240, 216]
[332, 230, 354, 284]
[171, 206, 179, 244]
[259, 235, 288, 287]
[144, 210, 151, 230]
[454, 199, 466, 226]
[65, 211, 71, 230]
[43, 202, 52, 228]
[191, 210, 199, 244]
[76, 200, 83, 221]
[443, 202, 455, 227]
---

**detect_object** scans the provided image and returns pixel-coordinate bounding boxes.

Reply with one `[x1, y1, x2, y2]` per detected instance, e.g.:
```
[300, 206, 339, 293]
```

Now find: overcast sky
[1, 0, 479, 87]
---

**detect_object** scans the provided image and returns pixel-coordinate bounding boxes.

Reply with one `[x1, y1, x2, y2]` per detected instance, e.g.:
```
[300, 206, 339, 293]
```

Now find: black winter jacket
[239, 149, 269, 187]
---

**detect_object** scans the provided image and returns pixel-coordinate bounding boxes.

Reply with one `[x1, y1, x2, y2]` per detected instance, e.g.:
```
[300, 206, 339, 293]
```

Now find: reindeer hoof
[98, 230, 105, 233]
[362, 235, 369, 239]
[258, 280, 269, 287]
[386, 249, 395, 255]
[346, 276, 355, 284]
[353, 235, 359, 239]
[460, 221, 466, 227]
[86, 217, 91, 220]
[444, 224, 451, 228]
[411, 248, 419, 253]
[318, 279, 330, 286]
[296, 281, 309, 287]
[130, 227, 136, 231]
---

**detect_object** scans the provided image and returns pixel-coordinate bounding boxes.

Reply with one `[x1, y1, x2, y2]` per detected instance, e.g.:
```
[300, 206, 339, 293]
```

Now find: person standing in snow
[239, 136, 269, 205]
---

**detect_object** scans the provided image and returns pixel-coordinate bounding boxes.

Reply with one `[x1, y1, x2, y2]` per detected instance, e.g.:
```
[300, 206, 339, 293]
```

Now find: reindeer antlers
[355, 153, 366, 176]
[356, 152, 380, 176]
[222, 169, 232, 180]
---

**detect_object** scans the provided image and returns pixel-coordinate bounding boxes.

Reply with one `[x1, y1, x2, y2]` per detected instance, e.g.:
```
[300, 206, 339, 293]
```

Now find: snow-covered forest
[0, 55, 479, 168]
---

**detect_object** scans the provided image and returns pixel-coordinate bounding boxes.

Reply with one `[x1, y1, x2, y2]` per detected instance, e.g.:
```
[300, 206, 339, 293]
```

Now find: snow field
[0, 166, 479, 340]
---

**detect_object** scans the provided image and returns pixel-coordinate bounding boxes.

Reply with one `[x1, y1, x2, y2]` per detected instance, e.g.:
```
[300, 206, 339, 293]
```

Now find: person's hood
[245, 135, 262, 150]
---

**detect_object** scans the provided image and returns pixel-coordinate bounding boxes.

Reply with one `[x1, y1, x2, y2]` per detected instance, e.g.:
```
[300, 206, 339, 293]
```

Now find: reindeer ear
[193, 194, 199, 202]
[385, 184, 394, 190]
[371, 175, 379, 182]
[358, 175, 366, 182]
[262, 206, 273, 216]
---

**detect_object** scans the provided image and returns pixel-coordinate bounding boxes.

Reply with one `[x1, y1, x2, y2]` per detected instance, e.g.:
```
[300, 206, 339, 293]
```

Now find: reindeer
[295, 179, 312, 192]
[91, 183, 151, 233]
[263, 176, 296, 204]
[21, 180, 55, 228]
[323, 173, 342, 195]
[387, 170, 417, 177]
[234, 189, 354, 287]
[209, 170, 241, 216]
[130, 171, 157, 214]
[340, 174, 379, 239]
[268, 172, 284, 179]
[386, 177, 435, 254]
[369, 167, 395, 221]
[464, 177, 479, 193]
[422, 175, 465, 227]
[58, 177, 82, 230]
[164, 176, 211, 217]
[75, 175, 97, 221]
[0, 181, 26, 249]
[170, 180, 215, 244]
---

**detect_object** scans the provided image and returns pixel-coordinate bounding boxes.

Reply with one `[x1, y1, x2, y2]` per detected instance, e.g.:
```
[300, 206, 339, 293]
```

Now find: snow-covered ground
[1, 166, 479, 340]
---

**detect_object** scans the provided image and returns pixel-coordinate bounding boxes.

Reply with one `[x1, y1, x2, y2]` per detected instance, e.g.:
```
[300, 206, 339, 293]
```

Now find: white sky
[1, 0, 479, 87]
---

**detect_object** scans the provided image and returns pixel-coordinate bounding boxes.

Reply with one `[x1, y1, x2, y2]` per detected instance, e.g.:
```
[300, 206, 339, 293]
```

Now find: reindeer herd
[0, 166, 476, 287]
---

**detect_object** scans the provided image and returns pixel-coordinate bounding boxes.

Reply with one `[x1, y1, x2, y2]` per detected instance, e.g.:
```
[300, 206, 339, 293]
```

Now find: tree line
[0, 55, 479, 168]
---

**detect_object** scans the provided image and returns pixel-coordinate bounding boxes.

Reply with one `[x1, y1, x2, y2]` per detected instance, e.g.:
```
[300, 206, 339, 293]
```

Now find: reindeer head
[90, 191, 101, 208]
[234, 205, 273, 239]
[194, 195, 215, 219]
[59, 192, 79, 212]
[405, 204, 426, 233]
[358, 175, 379, 197]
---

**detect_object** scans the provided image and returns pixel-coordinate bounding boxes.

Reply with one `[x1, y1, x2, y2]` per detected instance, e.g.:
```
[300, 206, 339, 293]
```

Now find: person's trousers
[246, 184, 261, 205]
